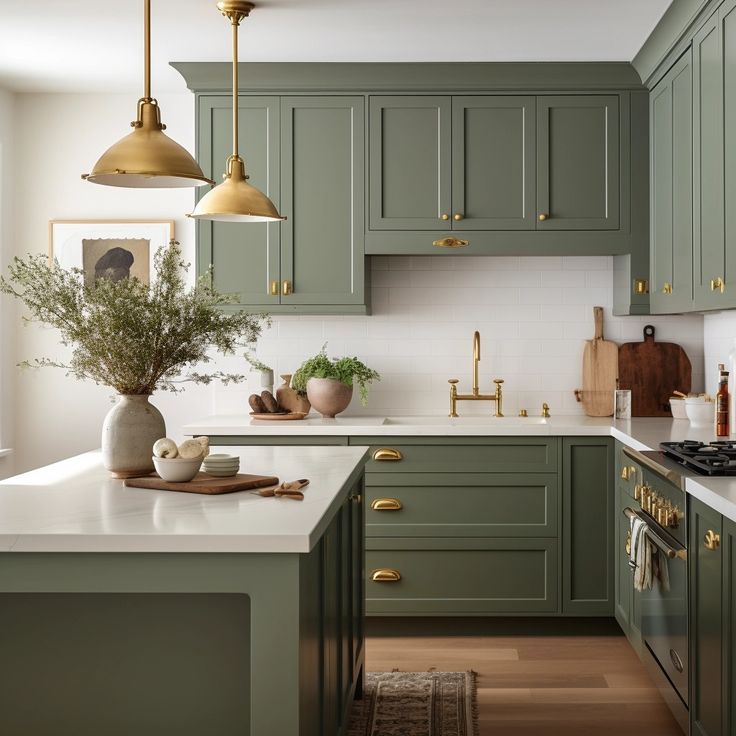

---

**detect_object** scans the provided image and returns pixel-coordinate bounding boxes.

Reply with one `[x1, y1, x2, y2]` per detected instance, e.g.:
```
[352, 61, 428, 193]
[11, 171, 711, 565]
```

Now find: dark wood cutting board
[124, 473, 279, 495]
[618, 325, 692, 416]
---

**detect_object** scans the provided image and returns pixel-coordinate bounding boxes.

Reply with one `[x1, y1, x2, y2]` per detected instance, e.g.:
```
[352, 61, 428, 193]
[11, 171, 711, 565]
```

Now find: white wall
[704, 311, 736, 394]
[10, 92, 707, 473]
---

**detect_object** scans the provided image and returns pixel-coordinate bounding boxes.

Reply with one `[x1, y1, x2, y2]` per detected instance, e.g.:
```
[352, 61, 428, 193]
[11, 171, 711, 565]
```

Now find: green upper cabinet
[650, 50, 693, 314]
[537, 96, 620, 230]
[368, 96, 451, 230]
[197, 96, 281, 306]
[451, 96, 536, 230]
[280, 97, 365, 307]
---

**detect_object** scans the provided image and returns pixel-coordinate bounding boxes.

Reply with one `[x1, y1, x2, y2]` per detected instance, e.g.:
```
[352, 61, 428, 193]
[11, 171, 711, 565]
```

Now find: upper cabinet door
[536, 95, 620, 230]
[280, 97, 365, 306]
[369, 96, 452, 230]
[722, 0, 736, 303]
[650, 51, 693, 314]
[451, 96, 536, 230]
[197, 96, 281, 306]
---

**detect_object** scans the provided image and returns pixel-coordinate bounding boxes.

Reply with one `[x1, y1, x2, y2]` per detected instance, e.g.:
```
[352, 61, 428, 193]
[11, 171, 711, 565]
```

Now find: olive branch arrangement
[0, 241, 268, 395]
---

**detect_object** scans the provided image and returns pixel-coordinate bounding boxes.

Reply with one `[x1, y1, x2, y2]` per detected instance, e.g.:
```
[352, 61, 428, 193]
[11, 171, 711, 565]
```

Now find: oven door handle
[623, 507, 687, 561]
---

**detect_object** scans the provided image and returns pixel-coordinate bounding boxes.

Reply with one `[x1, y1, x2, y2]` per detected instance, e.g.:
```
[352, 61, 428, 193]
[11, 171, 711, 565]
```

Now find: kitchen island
[0, 445, 369, 736]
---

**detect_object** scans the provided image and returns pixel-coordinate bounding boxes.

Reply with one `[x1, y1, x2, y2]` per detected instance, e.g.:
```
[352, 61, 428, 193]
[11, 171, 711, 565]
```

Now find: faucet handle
[448, 379, 459, 385]
[493, 378, 504, 385]
[542, 402, 551, 418]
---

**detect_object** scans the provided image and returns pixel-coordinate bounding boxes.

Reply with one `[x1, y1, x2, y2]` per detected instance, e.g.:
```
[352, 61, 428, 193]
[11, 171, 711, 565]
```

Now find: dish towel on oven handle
[630, 516, 652, 591]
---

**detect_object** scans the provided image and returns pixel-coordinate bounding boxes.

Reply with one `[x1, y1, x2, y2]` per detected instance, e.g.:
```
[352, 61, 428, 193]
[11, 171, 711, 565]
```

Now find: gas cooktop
[660, 440, 736, 475]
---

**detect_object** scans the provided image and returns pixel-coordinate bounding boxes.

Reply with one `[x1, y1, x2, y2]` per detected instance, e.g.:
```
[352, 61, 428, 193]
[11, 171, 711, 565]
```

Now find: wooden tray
[249, 412, 307, 421]
[124, 473, 279, 495]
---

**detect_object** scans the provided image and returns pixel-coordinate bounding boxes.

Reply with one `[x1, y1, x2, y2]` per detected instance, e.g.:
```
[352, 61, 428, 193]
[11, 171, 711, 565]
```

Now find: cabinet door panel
[452, 96, 535, 230]
[725, 515, 736, 736]
[281, 97, 364, 305]
[369, 96, 452, 230]
[197, 96, 281, 305]
[723, 0, 736, 301]
[537, 95, 620, 230]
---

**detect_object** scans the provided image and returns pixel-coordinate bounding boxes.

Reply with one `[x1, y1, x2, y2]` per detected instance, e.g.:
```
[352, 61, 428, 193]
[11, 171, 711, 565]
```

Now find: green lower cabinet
[365, 537, 558, 615]
[562, 438, 614, 615]
[614, 483, 643, 653]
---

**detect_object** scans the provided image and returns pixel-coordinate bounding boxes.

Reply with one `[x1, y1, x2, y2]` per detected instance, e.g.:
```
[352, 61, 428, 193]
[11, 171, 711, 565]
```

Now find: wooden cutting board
[124, 473, 279, 495]
[581, 306, 618, 416]
[618, 325, 692, 417]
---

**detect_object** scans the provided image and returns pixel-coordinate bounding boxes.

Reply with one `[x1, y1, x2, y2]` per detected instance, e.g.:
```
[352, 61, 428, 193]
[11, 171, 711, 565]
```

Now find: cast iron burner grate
[661, 441, 736, 475]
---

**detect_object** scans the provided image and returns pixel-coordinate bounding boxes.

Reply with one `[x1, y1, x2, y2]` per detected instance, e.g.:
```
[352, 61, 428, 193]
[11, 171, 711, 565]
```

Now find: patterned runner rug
[347, 671, 478, 736]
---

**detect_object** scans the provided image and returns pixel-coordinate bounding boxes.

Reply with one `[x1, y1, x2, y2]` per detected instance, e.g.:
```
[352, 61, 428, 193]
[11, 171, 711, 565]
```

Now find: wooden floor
[365, 620, 682, 736]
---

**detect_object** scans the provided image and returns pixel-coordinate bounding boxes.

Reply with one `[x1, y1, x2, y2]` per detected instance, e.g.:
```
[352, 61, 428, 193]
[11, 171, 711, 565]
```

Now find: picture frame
[48, 220, 175, 287]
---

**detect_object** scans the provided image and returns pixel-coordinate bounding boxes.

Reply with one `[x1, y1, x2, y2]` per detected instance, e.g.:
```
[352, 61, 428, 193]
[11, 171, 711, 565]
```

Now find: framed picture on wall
[48, 220, 175, 287]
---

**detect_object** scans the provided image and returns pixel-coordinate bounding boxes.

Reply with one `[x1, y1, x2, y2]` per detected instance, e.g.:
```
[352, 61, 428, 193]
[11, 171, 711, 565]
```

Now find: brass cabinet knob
[372, 448, 403, 462]
[711, 277, 725, 293]
[453, 213, 463, 221]
[370, 498, 403, 511]
[371, 568, 401, 582]
[662, 282, 673, 295]
[704, 529, 721, 551]
[620, 465, 636, 481]
[538, 213, 548, 221]
[282, 280, 292, 296]
[440, 213, 450, 221]
[350, 493, 362, 505]
[269, 279, 279, 296]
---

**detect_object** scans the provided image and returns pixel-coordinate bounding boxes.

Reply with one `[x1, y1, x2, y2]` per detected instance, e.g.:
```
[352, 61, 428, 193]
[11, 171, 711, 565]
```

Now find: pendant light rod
[231, 12, 239, 158]
[144, 0, 152, 101]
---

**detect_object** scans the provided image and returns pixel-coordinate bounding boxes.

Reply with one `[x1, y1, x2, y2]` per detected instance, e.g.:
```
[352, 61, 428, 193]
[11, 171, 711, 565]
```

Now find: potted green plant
[291, 345, 380, 418]
[1, 241, 266, 478]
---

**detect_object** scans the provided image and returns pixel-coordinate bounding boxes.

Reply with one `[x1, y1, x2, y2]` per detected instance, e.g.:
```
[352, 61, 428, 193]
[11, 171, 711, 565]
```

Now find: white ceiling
[0, 0, 672, 93]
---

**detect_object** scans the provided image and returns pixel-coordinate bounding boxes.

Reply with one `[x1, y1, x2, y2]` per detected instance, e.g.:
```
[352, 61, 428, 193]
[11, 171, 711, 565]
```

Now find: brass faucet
[448, 331, 504, 417]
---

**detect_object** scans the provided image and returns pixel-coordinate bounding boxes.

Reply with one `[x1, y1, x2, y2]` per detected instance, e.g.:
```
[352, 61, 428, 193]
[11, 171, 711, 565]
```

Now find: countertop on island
[0, 445, 369, 554]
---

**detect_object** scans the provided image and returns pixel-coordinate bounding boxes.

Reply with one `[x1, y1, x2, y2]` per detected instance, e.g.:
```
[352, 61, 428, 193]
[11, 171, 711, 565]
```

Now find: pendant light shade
[189, 1, 285, 222]
[83, 0, 212, 189]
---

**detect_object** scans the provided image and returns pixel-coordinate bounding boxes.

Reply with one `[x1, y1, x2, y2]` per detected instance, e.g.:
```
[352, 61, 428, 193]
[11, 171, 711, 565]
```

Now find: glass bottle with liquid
[717, 363, 730, 437]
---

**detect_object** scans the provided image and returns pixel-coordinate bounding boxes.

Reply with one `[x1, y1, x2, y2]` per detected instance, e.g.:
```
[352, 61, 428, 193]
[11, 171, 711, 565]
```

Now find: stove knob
[634, 483, 643, 501]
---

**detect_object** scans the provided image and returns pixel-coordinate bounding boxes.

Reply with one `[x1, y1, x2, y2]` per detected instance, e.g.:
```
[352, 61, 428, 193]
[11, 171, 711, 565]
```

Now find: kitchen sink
[383, 416, 549, 426]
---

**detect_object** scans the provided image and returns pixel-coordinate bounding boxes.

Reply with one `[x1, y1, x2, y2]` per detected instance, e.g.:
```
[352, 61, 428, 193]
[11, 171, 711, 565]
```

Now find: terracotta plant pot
[306, 378, 353, 418]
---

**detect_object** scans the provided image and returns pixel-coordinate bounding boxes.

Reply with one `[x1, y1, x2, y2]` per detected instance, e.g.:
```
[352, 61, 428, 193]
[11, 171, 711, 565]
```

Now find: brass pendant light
[189, 1, 285, 222]
[82, 0, 213, 188]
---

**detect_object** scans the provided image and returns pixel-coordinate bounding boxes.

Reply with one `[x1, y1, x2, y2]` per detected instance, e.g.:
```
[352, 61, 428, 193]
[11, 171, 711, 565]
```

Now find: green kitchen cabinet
[562, 438, 614, 615]
[614, 483, 643, 652]
[650, 50, 693, 313]
[725, 515, 736, 736]
[537, 96, 620, 230]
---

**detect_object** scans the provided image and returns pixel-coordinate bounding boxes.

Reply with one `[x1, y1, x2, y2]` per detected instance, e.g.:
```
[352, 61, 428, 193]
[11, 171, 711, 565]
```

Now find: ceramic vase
[276, 374, 312, 414]
[101, 395, 166, 478]
[306, 378, 353, 418]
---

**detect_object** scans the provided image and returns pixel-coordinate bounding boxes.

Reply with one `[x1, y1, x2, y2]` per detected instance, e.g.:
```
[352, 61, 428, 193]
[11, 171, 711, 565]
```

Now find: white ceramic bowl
[669, 398, 688, 419]
[685, 400, 715, 428]
[153, 456, 203, 483]
[203, 454, 240, 478]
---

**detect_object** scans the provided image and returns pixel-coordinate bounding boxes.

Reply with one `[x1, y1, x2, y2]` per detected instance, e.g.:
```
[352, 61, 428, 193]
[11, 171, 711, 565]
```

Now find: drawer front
[366, 474, 558, 537]
[365, 538, 558, 614]
[361, 438, 558, 474]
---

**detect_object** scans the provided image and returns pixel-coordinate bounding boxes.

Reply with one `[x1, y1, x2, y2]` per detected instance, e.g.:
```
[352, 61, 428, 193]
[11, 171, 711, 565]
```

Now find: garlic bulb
[152, 438, 179, 459]
[195, 436, 210, 457]
[178, 439, 205, 460]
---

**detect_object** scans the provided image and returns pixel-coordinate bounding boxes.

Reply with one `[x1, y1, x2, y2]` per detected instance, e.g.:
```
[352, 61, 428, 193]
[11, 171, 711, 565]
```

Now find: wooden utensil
[618, 325, 692, 417]
[580, 306, 618, 416]
[124, 473, 279, 495]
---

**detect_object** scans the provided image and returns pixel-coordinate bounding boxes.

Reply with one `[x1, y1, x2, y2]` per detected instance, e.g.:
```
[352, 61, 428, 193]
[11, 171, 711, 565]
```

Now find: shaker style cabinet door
[722, 0, 736, 305]
[197, 96, 281, 306]
[451, 96, 536, 230]
[280, 97, 365, 306]
[536, 95, 620, 230]
[650, 50, 693, 314]
[368, 96, 452, 230]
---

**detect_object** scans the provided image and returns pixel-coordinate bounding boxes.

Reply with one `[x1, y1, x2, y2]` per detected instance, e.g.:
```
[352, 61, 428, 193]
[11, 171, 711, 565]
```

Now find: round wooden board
[249, 411, 308, 421]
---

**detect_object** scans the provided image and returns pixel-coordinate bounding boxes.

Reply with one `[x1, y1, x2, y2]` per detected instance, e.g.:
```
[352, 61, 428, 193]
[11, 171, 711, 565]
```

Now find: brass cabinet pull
[433, 237, 469, 248]
[269, 279, 279, 296]
[453, 213, 463, 221]
[704, 529, 721, 551]
[350, 493, 362, 505]
[370, 497, 403, 511]
[282, 280, 292, 296]
[371, 568, 401, 582]
[711, 277, 725, 293]
[620, 465, 636, 481]
[538, 213, 548, 221]
[372, 448, 403, 462]
[662, 282, 673, 295]
[634, 279, 649, 295]
[440, 213, 450, 221]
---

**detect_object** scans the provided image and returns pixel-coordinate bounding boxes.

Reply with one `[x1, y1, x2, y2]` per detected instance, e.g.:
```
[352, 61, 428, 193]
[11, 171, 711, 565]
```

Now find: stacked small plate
[202, 453, 240, 477]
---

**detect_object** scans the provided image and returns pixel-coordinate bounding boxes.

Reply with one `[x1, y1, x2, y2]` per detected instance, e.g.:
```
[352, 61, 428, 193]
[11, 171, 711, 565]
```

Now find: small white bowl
[685, 400, 715, 428]
[153, 456, 203, 483]
[203, 454, 240, 478]
[669, 398, 688, 419]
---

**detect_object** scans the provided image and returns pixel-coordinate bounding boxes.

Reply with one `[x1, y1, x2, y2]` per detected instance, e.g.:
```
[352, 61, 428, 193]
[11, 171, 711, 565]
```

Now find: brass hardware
[538, 213, 548, 221]
[83, 0, 213, 188]
[453, 213, 463, 221]
[447, 332, 504, 417]
[634, 279, 649, 295]
[625, 529, 631, 556]
[282, 280, 292, 296]
[448, 379, 459, 417]
[704, 529, 721, 551]
[269, 279, 279, 296]
[433, 237, 469, 248]
[189, 1, 286, 222]
[372, 448, 403, 462]
[519, 409, 528, 417]
[623, 507, 687, 560]
[371, 498, 403, 511]
[371, 568, 401, 582]
[662, 282, 673, 295]
[350, 493, 362, 504]
[621, 465, 636, 481]
[711, 277, 726, 293]
[541, 402, 551, 418]
[440, 213, 450, 221]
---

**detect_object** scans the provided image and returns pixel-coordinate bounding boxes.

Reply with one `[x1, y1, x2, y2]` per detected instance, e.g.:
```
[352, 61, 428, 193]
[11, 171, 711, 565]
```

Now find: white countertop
[0, 445, 368, 554]
[185, 413, 736, 524]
